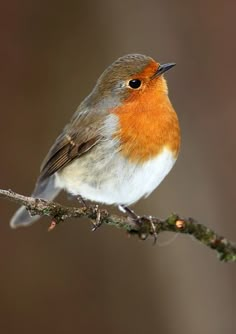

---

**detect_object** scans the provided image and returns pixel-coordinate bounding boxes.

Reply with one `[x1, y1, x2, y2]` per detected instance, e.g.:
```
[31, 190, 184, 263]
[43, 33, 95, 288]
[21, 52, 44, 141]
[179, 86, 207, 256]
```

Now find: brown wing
[39, 109, 105, 180]
[39, 133, 100, 180]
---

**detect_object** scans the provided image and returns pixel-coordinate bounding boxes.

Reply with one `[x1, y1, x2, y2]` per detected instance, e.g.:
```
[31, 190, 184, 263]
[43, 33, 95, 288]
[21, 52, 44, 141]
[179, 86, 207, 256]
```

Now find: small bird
[10, 54, 180, 228]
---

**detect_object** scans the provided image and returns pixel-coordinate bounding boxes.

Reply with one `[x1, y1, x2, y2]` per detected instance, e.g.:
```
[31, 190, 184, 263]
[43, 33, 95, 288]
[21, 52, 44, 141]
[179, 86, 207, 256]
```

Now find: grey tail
[10, 175, 61, 228]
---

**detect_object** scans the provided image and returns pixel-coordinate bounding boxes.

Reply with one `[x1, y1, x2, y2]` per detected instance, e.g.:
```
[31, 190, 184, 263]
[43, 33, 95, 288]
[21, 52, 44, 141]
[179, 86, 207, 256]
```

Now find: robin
[10, 54, 180, 228]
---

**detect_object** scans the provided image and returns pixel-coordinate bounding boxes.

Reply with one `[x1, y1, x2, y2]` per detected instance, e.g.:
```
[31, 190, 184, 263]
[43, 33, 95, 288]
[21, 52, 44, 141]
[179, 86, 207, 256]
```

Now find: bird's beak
[151, 63, 176, 79]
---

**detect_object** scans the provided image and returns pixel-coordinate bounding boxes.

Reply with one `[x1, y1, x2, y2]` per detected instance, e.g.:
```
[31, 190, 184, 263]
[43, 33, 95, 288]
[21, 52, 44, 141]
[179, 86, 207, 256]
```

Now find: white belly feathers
[55, 147, 176, 205]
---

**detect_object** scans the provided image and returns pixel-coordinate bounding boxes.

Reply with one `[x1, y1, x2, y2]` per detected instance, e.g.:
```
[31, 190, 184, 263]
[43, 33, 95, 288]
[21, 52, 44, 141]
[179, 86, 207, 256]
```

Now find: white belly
[55, 147, 176, 205]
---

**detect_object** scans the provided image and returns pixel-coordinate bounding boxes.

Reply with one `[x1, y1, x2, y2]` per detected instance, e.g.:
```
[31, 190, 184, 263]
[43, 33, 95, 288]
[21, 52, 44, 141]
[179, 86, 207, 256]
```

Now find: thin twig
[0, 189, 235, 262]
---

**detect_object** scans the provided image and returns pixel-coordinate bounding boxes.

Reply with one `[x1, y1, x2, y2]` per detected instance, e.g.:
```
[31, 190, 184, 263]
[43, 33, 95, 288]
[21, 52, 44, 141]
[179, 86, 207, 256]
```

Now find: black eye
[128, 79, 141, 89]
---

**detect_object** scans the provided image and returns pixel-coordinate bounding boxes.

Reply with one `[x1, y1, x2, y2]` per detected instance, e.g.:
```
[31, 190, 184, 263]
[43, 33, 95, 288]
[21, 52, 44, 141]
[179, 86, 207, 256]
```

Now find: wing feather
[39, 107, 105, 180]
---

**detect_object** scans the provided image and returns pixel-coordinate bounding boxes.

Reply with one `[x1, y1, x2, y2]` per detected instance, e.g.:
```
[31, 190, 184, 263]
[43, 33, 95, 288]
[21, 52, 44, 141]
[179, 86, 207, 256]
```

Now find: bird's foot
[119, 205, 158, 244]
[91, 204, 103, 232]
[76, 197, 102, 232]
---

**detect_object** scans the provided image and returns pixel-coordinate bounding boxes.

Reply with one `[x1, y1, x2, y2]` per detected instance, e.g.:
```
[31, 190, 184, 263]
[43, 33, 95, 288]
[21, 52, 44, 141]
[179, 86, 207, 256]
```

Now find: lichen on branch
[0, 189, 235, 262]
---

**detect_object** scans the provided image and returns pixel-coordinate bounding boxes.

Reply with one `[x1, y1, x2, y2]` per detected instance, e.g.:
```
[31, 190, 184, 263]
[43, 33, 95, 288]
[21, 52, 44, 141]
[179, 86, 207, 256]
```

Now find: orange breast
[111, 81, 180, 163]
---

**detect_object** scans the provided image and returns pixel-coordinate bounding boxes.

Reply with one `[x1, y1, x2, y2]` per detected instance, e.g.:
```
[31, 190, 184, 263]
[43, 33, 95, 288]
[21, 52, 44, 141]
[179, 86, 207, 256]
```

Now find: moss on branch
[0, 189, 235, 262]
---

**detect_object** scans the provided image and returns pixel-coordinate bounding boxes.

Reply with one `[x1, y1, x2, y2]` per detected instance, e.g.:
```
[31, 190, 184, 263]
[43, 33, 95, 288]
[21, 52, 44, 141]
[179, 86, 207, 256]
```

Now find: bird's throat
[112, 91, 180, 163]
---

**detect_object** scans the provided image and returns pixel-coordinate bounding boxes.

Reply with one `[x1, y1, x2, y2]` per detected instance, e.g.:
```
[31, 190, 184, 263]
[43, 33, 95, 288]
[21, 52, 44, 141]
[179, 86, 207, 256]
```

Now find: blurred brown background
[0, 0, 235, 333]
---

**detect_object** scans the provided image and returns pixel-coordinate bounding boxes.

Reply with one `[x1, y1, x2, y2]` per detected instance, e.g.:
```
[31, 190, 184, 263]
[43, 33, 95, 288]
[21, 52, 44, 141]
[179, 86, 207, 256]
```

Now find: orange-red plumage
[112, 61, 180, 162]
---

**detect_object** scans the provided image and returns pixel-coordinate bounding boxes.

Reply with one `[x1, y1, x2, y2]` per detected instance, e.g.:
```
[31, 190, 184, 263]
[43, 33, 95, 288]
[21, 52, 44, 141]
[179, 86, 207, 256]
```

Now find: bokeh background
[0, 0, 235, 333]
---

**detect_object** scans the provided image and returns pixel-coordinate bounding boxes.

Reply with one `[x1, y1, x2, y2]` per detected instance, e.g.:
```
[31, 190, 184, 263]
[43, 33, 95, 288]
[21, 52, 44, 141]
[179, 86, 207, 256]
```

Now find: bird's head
[93, 54, 175, 106]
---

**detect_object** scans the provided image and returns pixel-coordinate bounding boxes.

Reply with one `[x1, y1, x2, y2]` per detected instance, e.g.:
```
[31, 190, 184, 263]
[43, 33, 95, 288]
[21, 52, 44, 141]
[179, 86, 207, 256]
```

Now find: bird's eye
[128, 79, 142, 89]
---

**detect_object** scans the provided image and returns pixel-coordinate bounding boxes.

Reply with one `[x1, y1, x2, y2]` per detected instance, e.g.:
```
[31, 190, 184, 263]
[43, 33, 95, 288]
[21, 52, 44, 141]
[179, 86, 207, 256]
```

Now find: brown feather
[40, 132, 101, 180]
[39, 105, 106, 180]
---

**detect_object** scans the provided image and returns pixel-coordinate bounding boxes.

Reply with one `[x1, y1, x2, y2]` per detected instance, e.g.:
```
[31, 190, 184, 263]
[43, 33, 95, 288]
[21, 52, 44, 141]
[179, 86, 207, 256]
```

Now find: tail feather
[10, 175, 61, 228]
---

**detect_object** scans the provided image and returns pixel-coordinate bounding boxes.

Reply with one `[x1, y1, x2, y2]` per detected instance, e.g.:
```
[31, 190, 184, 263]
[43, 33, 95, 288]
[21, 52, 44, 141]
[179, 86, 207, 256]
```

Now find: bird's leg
[91, 204, 102, 232]
[118, 205, 139, 220]
[77, 194, 88, 208]
[119, 205, 158, 243]
[67, 193, 88, 208]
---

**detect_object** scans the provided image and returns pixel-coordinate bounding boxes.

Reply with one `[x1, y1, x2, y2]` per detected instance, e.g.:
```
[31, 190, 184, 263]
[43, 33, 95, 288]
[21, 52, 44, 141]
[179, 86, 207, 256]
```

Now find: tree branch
[0, 189, 235, 262]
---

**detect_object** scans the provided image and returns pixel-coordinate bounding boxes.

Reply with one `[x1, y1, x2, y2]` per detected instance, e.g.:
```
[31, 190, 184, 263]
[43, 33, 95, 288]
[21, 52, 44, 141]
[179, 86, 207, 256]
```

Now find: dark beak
[151, 63, 176, 79]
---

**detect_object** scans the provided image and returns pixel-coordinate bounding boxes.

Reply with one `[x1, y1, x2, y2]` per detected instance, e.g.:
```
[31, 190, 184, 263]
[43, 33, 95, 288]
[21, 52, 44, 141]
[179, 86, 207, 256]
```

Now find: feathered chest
[111, 91, 181, 163]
